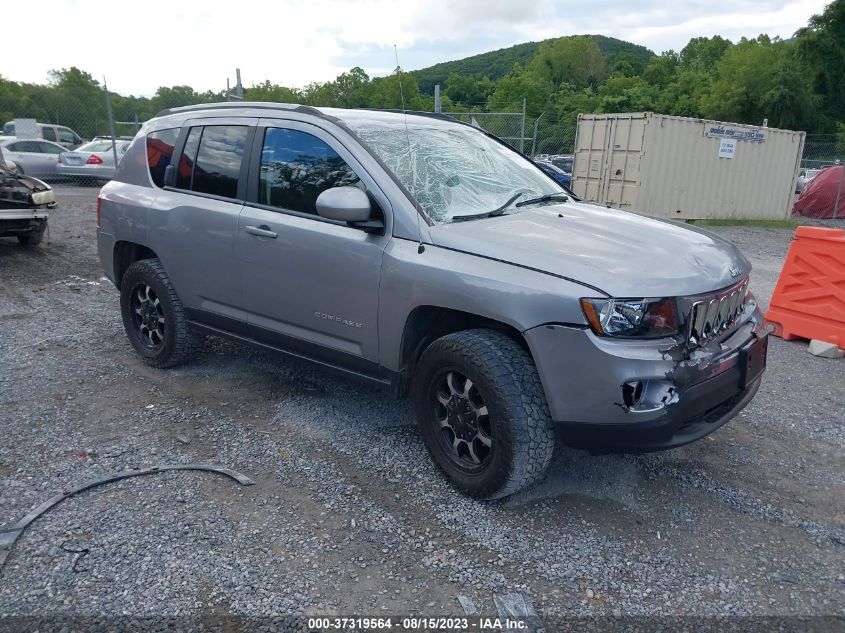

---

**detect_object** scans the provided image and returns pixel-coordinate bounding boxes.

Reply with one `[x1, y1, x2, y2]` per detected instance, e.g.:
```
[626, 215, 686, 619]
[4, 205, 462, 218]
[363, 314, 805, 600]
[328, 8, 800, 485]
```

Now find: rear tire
[120, 258, 204, 368]
[413, 329, 555, 500]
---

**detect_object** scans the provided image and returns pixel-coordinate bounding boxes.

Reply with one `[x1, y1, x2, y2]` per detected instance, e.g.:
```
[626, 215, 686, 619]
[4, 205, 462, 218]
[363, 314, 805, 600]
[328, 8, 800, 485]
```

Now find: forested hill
[412, 35, 655, 94]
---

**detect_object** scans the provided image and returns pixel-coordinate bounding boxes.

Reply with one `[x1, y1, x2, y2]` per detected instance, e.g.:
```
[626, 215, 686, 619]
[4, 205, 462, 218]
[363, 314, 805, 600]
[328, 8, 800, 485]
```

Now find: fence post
[102, 78, 119, 168]
[520, 99, 526, 153]
[434, 85, 441, 113]
[531, 111, 546, 157]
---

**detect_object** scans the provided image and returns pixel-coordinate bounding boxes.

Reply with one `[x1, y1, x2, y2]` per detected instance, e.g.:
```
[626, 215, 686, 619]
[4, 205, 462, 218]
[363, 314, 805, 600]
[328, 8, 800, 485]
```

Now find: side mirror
[316, 186, 372, 223]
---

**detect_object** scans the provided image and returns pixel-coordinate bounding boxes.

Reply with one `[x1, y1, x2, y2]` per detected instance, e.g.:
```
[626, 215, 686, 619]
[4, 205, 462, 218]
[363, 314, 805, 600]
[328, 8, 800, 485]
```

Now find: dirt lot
[1, 186, 843, 629]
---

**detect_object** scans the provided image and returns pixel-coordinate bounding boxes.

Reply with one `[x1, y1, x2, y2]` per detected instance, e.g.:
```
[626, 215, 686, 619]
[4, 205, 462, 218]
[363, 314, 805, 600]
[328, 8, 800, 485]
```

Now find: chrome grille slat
[687, 279, 748, 345]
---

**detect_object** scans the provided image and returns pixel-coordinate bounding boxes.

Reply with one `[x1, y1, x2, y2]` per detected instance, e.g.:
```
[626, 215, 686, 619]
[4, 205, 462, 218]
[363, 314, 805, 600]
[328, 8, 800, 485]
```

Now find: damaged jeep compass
[97, 103, 768, 499]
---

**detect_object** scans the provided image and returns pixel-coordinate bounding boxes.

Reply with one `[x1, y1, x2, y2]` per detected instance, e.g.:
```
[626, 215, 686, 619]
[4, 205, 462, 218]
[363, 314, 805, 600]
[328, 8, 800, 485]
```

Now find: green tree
[606, 52, 646, 77]
[245, 80, 303, 103]
[548, 84, 599, 125]
[487, 67, 554, 118]
[329, 67, 374, 108]
[656, 69, 709, 117]
[642, 51, 680, 88]
[796, 0, 845, 125]
[45, 67, 106, 137]
[680, 36, 733, 72]
[702, 36, 816, 130]
[528, 36, 606, 89]
[368, 69, 425, 110]
[444, 73, 494, 108]
[596, 76, 659, 112]
[149, 86, 214, 113]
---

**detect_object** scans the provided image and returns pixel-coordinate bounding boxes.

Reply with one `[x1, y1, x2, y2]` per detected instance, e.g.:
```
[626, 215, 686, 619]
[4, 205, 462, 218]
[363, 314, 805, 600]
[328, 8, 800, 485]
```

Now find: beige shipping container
[571, 112, 805, 220]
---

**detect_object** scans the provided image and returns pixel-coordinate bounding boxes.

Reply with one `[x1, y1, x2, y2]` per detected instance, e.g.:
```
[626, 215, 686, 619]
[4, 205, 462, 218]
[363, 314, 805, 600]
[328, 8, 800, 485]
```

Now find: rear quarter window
[146, 128, 180, 187]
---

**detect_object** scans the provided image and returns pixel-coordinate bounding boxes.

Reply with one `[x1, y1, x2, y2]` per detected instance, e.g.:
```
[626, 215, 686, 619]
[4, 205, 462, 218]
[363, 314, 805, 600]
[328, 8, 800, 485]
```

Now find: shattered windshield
[345, 116, 560, 224]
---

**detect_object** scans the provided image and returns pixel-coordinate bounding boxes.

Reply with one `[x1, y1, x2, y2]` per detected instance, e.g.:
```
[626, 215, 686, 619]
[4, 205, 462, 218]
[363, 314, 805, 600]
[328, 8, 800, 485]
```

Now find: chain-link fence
[449, 112, 530, 152]
[530, 115, 577, 160]
[448, 110, 577, 161]
[802, 134, 843, 170]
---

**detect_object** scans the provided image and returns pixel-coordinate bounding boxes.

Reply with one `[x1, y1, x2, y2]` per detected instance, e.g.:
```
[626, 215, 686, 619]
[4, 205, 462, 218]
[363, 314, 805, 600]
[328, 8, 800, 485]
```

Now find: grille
[688, 279, 748, 345]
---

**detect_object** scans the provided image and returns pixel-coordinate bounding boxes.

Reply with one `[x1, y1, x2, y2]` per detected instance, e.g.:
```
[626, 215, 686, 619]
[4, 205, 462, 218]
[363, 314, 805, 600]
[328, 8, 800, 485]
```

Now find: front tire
[17, 220, 46, 247]
[120, 258, 204, 368]
[413, 329, 555, 500]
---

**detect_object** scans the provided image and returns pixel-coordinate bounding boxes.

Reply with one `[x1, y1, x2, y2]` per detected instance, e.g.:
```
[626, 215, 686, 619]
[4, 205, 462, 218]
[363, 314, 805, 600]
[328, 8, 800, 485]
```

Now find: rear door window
[38, 142, 64, 154]
[259, 127, 360, 214]
[57, 128, 76, 144]
[7, 141, 42, 152]
[176, 125, 248, 199]
[145, 128, 179, 188]
[41, 127, 57, 141]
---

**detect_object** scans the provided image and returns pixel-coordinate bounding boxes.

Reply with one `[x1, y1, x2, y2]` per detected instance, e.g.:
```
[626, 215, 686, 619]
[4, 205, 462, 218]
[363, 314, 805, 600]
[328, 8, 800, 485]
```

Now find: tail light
[96, 195, 103, 227]
[87, 155, 104, 165]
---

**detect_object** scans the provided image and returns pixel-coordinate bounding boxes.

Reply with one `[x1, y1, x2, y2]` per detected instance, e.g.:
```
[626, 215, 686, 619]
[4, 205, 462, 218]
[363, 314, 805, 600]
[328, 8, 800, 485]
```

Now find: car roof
[153, 101, 465, 129]
[1, 136, 64, 147]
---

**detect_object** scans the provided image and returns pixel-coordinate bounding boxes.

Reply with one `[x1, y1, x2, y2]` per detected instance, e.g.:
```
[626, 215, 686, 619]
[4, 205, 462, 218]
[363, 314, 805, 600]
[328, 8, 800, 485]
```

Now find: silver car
[97, 103, 768, 499]
[58, 139, 131, 181]
[0, 137, 67, 179]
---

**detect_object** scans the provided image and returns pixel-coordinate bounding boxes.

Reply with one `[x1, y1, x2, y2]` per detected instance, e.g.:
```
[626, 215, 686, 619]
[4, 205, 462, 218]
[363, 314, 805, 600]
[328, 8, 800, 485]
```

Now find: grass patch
[690, 218, 803, 229]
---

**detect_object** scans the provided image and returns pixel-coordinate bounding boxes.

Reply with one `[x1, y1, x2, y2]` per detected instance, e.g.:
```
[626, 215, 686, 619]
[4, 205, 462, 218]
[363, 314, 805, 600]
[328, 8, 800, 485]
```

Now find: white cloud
[0, 0, 829, 96]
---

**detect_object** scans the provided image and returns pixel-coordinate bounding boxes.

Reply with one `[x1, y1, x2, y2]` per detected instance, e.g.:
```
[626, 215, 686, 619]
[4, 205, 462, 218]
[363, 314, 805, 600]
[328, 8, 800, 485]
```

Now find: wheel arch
[113, 241, 158, 290]
[395, 305, 529, 398]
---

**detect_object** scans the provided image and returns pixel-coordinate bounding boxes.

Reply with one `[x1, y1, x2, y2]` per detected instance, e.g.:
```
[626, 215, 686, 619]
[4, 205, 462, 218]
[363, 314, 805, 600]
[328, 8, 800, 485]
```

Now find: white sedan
[0, 137, 66, 179]
[57, 139, 131, 181]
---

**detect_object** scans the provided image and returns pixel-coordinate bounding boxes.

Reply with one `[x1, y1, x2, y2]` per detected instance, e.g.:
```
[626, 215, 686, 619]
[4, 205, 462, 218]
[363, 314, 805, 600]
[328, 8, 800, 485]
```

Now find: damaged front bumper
[524, 300, 768, 452]
[0, 172, 54, 237]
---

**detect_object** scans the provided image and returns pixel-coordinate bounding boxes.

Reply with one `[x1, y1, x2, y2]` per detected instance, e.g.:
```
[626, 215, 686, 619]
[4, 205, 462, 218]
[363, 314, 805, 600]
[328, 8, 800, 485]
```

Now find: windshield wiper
[451, 191, 525, 222]
[514, 192, 569, 207]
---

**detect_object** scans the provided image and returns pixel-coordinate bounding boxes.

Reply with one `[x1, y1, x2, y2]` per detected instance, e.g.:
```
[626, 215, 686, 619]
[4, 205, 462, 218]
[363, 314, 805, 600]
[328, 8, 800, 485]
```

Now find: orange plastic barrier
[765, 226, 845, 348]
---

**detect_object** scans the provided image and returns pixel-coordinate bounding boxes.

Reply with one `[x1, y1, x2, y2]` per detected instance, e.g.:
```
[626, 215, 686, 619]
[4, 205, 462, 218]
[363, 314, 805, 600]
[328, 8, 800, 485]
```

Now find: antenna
[395, 44, 425, 254]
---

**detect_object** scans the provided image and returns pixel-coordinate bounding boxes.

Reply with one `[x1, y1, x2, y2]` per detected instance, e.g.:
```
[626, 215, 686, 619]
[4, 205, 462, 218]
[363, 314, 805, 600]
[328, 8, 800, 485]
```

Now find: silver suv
[97, 103, 768, 499]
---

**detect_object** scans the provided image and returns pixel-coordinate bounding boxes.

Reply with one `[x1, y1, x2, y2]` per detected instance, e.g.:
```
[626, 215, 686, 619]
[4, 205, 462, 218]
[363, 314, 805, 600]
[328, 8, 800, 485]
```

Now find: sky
[0, 0, 830, 97]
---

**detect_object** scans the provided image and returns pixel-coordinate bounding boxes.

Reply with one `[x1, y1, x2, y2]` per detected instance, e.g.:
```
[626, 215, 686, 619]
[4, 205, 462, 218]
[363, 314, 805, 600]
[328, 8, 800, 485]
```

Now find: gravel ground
[0, 186, 843, 629]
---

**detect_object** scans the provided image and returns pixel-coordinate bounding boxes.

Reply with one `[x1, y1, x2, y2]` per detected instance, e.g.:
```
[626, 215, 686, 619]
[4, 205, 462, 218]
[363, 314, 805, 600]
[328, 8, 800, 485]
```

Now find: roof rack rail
[358, 108, 458, 122]
[154, 101, 326, 119]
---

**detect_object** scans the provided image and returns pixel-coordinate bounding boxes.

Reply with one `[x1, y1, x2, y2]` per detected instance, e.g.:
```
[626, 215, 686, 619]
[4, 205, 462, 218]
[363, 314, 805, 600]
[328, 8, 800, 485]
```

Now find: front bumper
[0, 208, 49, 238]
[524, 302, 768, 452]
[0, 208, 49, 221]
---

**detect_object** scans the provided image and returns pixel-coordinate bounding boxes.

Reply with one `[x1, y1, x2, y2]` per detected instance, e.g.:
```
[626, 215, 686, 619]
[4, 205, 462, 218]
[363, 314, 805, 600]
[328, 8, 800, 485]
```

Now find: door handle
[244, 225, 278, 239]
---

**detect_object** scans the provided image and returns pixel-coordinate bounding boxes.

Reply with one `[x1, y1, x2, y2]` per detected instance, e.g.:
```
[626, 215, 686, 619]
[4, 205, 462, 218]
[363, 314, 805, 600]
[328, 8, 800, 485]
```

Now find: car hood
[428, 201, 751, 297]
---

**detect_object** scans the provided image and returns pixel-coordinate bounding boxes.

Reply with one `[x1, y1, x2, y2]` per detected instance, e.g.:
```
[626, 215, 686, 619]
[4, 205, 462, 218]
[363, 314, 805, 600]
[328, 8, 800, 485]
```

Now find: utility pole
[102, 77, 119, 167]
[520, 99, 526, 154]
[531, 111, 546, 157]
[236, 68, 243, 100]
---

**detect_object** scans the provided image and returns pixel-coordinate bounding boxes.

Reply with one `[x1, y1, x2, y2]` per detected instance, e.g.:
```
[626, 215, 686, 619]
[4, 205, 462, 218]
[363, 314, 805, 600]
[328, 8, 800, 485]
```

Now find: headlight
[580, 297, 680, 338]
